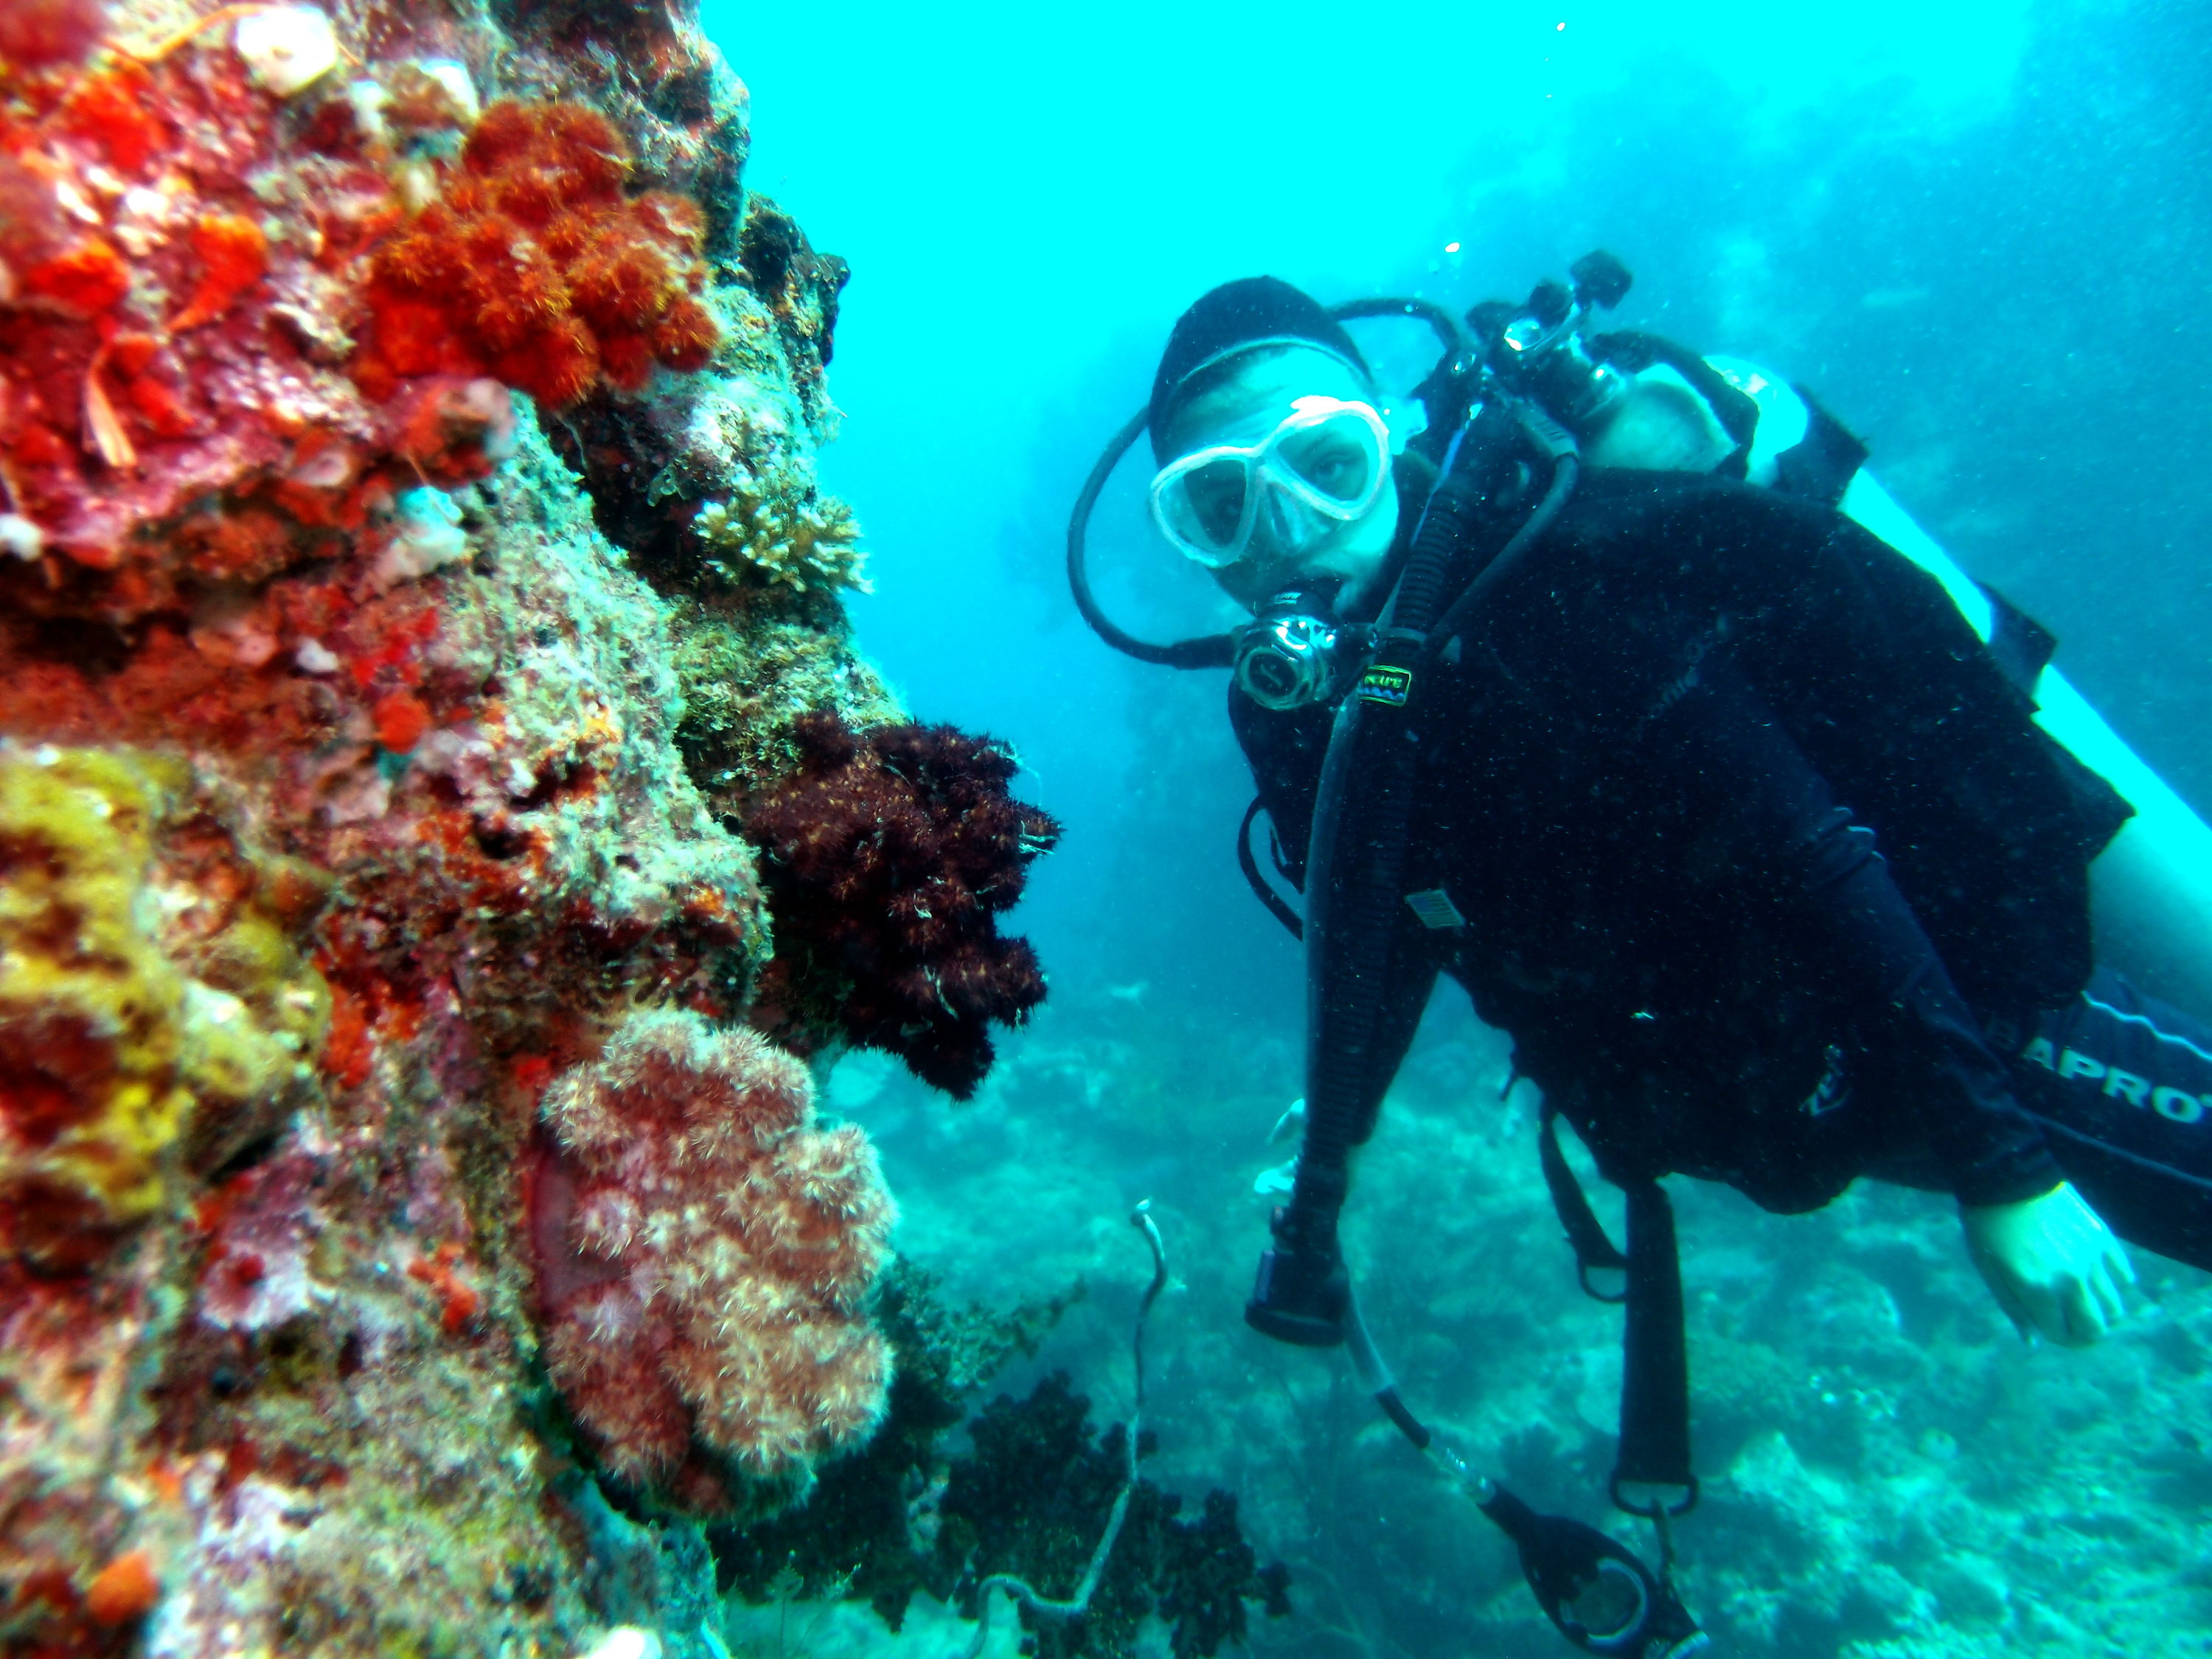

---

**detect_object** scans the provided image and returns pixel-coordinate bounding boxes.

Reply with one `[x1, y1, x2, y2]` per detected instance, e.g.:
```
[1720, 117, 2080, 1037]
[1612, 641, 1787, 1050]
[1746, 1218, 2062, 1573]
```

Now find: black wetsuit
[1237, 468, 2212, 1255]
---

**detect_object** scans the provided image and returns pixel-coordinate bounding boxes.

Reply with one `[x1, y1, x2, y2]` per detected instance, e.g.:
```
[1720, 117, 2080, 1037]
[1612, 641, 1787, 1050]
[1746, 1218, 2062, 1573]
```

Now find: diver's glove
[1962, 1180, 2135, 1346]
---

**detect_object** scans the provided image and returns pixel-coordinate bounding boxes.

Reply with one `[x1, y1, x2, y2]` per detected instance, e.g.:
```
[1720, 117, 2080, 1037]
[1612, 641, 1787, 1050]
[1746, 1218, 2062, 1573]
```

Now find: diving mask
[1150, 397, 1391, 569]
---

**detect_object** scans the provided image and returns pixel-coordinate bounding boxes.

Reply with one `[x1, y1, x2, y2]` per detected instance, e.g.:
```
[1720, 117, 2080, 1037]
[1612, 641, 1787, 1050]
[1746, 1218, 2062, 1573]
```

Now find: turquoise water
[698, 5, 2212, 1656]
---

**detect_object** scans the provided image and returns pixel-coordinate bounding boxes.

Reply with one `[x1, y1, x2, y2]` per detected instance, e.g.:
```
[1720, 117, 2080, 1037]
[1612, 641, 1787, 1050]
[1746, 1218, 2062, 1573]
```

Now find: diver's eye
[1278, 425, 1374, 502]
[1182, 458, 1251, 544]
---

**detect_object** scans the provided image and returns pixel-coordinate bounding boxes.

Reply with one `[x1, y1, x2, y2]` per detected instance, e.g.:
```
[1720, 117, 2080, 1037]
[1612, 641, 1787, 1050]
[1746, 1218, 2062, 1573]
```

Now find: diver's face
[1157, 347, 1399, 612]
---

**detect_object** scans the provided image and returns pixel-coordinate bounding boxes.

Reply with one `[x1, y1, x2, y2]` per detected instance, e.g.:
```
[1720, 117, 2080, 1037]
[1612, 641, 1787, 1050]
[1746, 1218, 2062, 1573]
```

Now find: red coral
[168, 213, 268, 332]
[0, 46, 480, 588]
[372, 689, 431, 753]
[83, 1548, 158, 1627]
[353, 100, 721, 409]
[531, 1010, 894, 1506]
[19, 234, 130, 316]
[321, 980, 373, 1088]
[742, 715, 1060, 1099]
[57, 63, 167, 175]
[0, 0, 108, 68]
[405, 1241, 481, 1335]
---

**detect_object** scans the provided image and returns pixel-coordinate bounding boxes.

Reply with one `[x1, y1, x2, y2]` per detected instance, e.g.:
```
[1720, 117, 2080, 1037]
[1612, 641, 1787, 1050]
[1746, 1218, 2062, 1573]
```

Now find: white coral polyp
[234, 7, 341, 97]
[572, 1188, 641, 1256]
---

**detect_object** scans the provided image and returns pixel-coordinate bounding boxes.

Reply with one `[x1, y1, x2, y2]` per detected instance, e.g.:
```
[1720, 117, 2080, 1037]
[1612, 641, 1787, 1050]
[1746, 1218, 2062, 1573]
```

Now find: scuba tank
[1500, 283, 2212, 1016]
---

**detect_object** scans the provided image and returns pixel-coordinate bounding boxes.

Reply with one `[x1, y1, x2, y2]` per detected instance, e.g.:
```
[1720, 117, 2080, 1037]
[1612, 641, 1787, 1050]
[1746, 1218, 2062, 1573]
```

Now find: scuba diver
[1066, 257, 2212, 1658]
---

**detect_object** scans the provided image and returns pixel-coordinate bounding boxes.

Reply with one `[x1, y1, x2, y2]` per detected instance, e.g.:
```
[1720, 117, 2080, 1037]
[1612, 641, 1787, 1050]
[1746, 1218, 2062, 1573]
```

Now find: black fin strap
[1480, 1487, 1709, 1659]
[1539, 1107, 1629, 1302]
[1613, 1180, 1698, 1517]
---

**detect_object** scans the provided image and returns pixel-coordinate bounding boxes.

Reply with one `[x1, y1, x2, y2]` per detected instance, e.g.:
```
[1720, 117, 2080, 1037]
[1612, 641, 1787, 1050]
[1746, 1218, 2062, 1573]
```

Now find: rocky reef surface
[0, 3, 1128, 1655]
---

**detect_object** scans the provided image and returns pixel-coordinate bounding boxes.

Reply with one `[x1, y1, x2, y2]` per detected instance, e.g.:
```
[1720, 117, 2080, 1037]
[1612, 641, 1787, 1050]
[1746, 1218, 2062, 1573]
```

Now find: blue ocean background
[698, 4, 2212, 1654]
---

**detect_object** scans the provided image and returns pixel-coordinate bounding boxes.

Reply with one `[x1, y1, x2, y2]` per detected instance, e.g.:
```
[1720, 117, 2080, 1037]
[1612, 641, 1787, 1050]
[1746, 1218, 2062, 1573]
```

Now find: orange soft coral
[55, 62, 167, 175]
[353, 100, 721, 410]
[20, 237, 130, 316]
[169, 212, 268, 331]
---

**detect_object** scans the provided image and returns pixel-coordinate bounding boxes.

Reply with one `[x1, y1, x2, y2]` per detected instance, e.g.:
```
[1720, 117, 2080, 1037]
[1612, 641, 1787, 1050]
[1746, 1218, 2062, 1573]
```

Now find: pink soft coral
[532, 1009, 894, 1508]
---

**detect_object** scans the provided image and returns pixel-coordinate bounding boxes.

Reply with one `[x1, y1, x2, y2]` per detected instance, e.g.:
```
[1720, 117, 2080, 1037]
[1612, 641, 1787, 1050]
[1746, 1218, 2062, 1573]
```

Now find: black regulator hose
[1328, 295, 1466, 364]
[1427, 408, 1582, 658]
[1248, 400, 1543, 1346]
[1065, 407, 1237, 669]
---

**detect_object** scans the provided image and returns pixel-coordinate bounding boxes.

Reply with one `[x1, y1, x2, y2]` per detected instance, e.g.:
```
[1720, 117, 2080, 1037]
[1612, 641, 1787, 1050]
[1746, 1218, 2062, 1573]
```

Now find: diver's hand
[1961, 1181, 2134, 1346]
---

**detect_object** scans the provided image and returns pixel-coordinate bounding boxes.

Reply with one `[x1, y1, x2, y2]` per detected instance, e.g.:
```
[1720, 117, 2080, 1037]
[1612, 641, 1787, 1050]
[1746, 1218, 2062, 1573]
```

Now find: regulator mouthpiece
[1234, 592, 1355, 711]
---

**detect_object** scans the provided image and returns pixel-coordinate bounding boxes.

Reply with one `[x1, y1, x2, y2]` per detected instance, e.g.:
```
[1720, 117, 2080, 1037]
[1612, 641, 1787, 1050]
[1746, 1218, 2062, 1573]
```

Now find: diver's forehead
[1166, 347, 1368, 452]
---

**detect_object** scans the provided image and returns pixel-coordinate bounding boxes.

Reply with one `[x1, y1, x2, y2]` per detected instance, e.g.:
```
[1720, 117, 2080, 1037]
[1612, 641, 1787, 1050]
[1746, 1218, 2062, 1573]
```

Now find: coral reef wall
[0, 2, 1047, 1653]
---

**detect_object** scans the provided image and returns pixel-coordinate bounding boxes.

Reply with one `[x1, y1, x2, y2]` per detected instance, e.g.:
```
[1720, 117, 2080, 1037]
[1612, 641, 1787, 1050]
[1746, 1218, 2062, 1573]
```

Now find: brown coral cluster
[355, 99, 722, 409]
[744, 714, 1060, 1099]
[695, 478, 866, 594]
[532, 1008, 894, 1509]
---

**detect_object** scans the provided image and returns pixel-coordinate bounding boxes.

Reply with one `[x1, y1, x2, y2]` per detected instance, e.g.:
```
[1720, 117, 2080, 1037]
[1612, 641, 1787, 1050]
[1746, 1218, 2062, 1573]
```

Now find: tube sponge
[0, 745, 330, 1270]
[535, 1009, 894, 1503]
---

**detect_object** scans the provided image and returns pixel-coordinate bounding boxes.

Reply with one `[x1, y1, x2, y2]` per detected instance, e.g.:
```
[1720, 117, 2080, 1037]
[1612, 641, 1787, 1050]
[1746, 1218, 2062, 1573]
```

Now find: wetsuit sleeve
[1653, 659, 2065, 1207]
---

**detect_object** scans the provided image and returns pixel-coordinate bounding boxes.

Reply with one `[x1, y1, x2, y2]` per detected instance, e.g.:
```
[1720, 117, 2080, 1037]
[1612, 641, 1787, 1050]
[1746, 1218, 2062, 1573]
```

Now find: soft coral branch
[742, 714, 1060, 1099]
[354, 99, 720, 409]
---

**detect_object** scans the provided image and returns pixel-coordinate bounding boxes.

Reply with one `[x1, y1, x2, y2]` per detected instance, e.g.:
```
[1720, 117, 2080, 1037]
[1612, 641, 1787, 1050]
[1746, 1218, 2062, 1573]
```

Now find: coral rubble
[0, 1, 1054, 1652]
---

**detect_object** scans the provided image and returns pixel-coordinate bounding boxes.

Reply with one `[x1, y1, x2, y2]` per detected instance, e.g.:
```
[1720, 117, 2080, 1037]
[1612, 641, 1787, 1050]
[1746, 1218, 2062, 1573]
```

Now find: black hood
[1149, 276, 1369, 462]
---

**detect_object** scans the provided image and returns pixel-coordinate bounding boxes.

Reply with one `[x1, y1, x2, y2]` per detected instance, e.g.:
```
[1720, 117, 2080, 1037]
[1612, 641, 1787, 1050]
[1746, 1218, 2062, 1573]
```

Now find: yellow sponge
[0, 746, 329, 1270]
